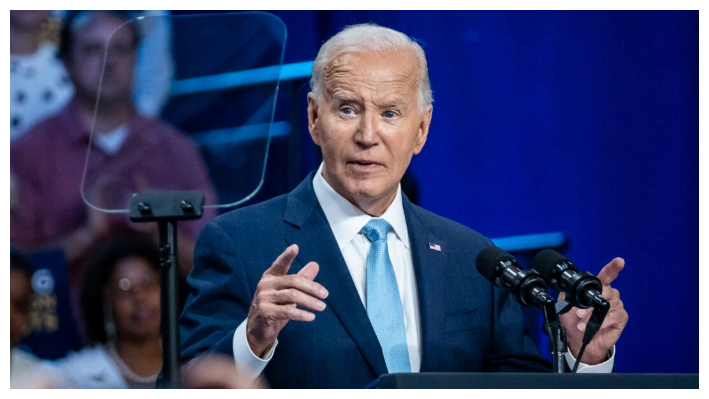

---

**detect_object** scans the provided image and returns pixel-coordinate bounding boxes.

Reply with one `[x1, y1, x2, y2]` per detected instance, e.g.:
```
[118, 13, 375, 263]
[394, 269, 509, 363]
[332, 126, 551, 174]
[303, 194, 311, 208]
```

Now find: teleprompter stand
[130, 190, 205, 389]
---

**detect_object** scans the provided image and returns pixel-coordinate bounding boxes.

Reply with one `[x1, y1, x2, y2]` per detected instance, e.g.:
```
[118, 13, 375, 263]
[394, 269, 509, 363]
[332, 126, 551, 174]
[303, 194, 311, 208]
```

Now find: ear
[307, 92, 321, 147]
[413, 105, 433, 155]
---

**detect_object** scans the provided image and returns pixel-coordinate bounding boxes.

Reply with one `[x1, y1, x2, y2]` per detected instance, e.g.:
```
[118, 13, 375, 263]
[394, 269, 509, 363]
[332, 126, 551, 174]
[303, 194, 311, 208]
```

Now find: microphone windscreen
[476, 246, 516, 283]
[532, 249, 569, 283]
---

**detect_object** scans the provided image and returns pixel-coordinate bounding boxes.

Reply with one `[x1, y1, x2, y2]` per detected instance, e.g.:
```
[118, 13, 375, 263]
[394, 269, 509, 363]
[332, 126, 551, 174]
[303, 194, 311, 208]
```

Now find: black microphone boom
[532, 249, 608, 310]
[532, 249, 610, 371]
[476, 246, 568, 372]
[476, 246, 551, 307]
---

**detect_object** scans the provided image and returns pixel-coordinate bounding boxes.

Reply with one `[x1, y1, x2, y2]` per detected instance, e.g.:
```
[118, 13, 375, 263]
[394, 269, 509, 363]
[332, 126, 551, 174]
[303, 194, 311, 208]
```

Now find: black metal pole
[129, 191, 204, 388]
[539, 298, 567, 373]
[157, 220, 180, 388]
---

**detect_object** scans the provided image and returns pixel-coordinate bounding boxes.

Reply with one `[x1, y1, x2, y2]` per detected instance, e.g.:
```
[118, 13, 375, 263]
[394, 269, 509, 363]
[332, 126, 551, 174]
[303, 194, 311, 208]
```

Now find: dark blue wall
[268, 10, 698, 373]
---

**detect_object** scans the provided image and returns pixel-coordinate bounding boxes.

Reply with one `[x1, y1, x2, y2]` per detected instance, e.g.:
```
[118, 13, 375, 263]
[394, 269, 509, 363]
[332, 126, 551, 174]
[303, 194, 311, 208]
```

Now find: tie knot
[362, 219, 391, 242]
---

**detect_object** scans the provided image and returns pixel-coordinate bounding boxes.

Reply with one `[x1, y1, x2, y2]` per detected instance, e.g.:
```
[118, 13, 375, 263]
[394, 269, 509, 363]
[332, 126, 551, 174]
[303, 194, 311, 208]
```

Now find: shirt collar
[312, 162, 410, 250]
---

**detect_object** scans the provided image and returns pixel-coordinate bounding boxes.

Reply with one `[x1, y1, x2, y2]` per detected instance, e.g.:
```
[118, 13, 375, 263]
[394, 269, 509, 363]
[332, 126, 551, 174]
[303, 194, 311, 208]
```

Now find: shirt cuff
[232, 319, 278, 381]
[564, 345, 615, 373]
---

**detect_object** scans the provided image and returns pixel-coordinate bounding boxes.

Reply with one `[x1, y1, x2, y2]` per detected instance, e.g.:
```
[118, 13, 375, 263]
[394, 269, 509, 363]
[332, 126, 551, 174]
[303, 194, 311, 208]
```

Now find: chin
[124, 328, 161, 341]
[345, 181, 379, 199]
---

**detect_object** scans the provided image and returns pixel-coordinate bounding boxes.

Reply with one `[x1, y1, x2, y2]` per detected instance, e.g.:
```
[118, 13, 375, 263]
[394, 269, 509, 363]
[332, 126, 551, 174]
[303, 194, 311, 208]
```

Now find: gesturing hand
[246, 244, 329, 357]
[560, 257, 629, 365]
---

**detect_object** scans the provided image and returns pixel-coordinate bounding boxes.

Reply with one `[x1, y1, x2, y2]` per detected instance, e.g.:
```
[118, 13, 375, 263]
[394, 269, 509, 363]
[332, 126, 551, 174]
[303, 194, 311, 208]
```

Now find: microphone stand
[556, 295, 609, 372]
[532, 288, 567, 373]
[129, 190, 205, 389]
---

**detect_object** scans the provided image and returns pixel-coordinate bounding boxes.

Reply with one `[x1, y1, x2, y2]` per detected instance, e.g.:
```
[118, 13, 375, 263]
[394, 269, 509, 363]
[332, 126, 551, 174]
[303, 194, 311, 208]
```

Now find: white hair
[309, 23, 433, 112]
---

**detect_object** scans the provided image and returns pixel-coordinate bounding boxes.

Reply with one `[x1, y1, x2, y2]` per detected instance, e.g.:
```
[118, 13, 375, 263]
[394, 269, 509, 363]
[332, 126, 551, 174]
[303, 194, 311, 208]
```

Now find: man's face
[307, 49, 432, 215]
[67, 12, 137, 105]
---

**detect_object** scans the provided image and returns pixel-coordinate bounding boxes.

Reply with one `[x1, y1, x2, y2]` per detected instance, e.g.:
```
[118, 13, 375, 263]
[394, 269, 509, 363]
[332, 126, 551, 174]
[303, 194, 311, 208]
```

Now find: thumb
[597, 257, 625, 286]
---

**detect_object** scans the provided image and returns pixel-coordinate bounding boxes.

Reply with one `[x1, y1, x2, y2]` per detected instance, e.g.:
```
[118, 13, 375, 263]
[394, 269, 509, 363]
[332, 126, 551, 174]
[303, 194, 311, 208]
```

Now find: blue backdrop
[262, 10, 699, 374]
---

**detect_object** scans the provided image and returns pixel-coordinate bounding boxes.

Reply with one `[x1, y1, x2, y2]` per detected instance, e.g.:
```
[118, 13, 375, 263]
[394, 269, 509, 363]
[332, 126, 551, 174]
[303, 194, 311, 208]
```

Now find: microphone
[532, 249, 610, 371]
[531, 249, 608, 310]
[477, 246, 569, 373]
[475, 246, 552, 307]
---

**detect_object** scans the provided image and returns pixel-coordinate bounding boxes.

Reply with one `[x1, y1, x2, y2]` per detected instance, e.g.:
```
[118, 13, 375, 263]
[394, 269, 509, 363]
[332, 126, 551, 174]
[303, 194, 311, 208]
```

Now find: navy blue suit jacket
[179, 172, 551, 388]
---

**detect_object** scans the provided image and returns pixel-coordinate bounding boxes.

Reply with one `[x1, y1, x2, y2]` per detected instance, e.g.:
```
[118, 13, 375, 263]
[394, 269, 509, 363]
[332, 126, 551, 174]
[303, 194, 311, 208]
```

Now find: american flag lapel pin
[429, 242, 441, 252]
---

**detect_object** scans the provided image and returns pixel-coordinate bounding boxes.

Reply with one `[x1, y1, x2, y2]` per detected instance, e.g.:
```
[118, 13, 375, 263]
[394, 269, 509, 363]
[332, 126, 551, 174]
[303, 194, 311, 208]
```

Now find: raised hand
[246, 244, 329, 357]
[560, 257, 629, 365]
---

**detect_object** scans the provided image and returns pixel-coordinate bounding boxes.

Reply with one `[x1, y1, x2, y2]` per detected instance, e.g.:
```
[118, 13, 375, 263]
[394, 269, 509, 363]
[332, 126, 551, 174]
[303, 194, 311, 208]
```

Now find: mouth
[348, 159, 384, 173]
[349, 160, 383, 171]
[133, 309, 157, 324]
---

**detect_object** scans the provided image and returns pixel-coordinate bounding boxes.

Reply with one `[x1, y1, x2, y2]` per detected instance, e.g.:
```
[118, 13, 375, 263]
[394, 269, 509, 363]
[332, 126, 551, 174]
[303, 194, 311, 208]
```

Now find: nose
[355, 111, 379, 147]
[104, 48, 119, 69]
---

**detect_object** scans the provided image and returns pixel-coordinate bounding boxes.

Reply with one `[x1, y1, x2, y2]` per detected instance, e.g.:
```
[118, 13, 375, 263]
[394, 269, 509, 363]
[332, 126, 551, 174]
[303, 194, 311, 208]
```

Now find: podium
[376, 373, 699, 389]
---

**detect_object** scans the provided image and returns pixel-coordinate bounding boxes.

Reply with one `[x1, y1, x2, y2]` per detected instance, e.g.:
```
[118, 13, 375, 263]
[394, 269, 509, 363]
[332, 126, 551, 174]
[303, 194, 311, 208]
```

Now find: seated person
[10, 10, 217, 298]
[10, 249, 40, 381]
[178, 23, 628, 388]
[10, 249, 56, 388]
[10, 10, 73, 141]
[43, 235, 163, 388]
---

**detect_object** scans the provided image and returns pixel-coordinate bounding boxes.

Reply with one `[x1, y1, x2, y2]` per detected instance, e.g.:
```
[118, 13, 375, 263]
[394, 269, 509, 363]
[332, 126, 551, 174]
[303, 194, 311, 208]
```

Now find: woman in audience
[46, 235, 163, 388]
[10, 10, 73, 140]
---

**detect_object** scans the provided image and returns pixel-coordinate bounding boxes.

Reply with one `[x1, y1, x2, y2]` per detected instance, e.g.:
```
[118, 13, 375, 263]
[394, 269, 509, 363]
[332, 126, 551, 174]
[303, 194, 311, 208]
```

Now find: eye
[383, 110, 397, 118]
[110, 44, 133, 56]
[341, 107, 354, 115]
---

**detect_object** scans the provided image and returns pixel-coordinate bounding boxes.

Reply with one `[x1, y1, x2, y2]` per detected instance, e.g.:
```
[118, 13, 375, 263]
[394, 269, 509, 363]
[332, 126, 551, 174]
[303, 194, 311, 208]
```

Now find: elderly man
[179, 23, 627, 388]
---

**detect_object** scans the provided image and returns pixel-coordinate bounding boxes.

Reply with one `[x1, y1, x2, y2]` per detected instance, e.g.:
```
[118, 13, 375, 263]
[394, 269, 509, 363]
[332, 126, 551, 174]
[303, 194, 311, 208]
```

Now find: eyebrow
[378, 98, 407, 109]
[329, 92, 408, 110]
[331, 92, 359, 103]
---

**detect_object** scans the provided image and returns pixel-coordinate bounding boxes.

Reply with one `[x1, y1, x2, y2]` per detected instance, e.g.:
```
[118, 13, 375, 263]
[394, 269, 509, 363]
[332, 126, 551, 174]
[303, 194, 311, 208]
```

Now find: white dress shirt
[232, 163, 614, 379]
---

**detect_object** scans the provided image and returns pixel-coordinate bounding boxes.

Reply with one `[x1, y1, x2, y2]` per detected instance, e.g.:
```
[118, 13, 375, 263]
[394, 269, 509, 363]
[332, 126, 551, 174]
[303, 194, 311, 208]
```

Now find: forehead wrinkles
[322, 51, 419, 101]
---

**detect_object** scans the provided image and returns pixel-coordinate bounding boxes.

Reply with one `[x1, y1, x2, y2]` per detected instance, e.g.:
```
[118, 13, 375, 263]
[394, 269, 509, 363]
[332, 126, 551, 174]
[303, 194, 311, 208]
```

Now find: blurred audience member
[44, 235, 163, 388]
[10, 10, 216, 298]
[11, 249, 39, 376]
[11, 249, 56, 388]
[10, 10, 74, 140]
[181, 353, 268, 389]
[55, 9, 176, 117]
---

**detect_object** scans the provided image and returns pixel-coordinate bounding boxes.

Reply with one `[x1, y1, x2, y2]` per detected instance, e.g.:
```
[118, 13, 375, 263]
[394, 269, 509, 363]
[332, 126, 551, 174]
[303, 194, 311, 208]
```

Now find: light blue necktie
[362, 218, 411, 373]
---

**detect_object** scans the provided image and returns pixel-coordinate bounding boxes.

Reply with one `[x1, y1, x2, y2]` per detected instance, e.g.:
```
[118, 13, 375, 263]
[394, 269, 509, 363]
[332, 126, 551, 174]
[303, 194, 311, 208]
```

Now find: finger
[599, 308, 628, 331]
[574, 319, 587, 332]
[558, 292, 566, 301]
[575, 307, 592, 320]
[274, 274, 329, 299]
[602, 286, 620, 301]
[597, 257, 624, 286]
[297, 261, 320, 281]
[269, 289, 327, 311]
[605, 296, 624, 313]
[264, 244, 299, 277]
[270, 304, 316, 322]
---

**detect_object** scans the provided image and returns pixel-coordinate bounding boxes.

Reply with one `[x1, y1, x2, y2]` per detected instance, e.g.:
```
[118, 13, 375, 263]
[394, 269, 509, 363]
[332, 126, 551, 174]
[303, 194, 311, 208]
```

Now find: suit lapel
[283, 174, 388, 376]
[403, 197, 448, 372]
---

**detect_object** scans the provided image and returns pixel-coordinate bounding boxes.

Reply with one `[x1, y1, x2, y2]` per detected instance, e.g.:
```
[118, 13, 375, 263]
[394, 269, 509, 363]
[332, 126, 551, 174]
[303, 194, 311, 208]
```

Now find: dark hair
[10, 247, 33, 279]
[59, 10, 141, 60]
[80, 234, 160, 345]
